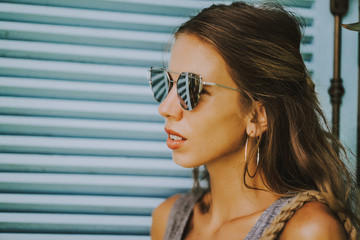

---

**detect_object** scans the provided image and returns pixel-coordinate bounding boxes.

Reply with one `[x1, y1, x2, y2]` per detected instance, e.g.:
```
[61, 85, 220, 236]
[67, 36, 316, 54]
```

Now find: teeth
[170, 134, 183, 140]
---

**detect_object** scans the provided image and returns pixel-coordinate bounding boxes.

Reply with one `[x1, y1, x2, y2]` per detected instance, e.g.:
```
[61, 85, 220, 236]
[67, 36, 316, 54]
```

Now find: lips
[165, 128, 187, 150]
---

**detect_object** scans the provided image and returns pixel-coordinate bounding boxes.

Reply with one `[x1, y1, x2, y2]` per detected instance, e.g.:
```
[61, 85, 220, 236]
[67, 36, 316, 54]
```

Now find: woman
[149, 2, 359, 239]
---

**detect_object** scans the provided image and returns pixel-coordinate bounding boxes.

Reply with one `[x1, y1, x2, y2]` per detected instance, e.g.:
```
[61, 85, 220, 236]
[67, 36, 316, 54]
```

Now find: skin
[151, 34, 346, 240]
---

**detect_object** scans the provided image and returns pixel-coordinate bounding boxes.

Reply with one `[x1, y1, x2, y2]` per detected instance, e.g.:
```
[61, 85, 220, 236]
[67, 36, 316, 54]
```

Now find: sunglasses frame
[148, 67, 242, 111]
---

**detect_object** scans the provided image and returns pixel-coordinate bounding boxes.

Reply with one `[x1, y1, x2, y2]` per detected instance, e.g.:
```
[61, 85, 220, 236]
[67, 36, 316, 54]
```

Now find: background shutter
[0, 0, 326, 239]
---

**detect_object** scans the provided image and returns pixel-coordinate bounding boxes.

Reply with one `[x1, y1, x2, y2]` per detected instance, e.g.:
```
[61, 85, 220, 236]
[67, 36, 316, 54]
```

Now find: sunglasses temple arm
[203, 82, 242, 92]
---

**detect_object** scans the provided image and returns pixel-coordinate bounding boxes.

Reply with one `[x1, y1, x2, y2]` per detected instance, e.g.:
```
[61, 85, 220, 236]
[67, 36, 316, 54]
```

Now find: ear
[246, 102, 268, 137]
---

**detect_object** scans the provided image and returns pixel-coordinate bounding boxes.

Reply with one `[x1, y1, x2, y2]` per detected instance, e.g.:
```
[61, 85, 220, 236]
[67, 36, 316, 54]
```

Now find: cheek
[173, 110, 246, 168]
[204, 101, 247, 154]
[208, 115, 246, 153]
[207, 101, 246, 148]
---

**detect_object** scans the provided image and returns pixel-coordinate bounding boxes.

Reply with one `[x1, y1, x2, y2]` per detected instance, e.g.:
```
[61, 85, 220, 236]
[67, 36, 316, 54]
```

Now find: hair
[174, 1, 359, 238]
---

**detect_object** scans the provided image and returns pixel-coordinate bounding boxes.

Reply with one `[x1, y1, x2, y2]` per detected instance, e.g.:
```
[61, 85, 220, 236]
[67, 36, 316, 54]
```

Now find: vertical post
[329, 15, 345, 140]
[328, 0, 348, 153]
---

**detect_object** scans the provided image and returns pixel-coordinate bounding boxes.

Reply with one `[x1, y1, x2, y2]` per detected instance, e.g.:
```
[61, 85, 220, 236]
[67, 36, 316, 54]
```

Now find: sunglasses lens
[149, 68, 202, 111]
[150, 69, 171, 103]
[177, 73, 201, 111]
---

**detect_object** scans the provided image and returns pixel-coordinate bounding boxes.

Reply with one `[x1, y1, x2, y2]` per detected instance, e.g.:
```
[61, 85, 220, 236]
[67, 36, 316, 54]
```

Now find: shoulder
[151, 194, 181, 240]
[279, 201, 347, 240]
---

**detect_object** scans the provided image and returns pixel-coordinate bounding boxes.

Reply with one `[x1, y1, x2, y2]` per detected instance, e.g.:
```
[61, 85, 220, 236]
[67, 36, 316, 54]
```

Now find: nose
[158, 84, 183, 120]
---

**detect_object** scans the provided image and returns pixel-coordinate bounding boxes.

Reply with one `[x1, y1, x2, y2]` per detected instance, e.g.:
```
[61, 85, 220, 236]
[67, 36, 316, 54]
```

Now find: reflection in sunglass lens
[177, 73, 190, 110]
[150, 69, 170, 103]
[177, 73, 201, 111]
[188, 74, 201, 110]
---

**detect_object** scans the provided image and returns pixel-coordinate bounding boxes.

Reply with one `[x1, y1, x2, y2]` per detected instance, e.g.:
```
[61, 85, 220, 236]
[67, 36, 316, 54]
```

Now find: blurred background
[0, 0, 358, 239]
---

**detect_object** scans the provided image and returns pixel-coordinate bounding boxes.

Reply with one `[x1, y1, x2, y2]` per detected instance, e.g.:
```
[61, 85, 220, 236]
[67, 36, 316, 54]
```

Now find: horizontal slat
[302, 52, 312, 62]
[0, 193, 164, 215]
[0, 21, 314, 51]
[0, 0, 316, 14]
[0, 77, 154, 103]
[0, 0, 214, 16]
[0, 3, 185, 32]
[300, 46, 314, 60]
[0, 40, 163, 67]
[0, 58, 148, 84]
[0, 234, 149, 240]
[0, 97, 161, 121]
[0, 135, 170, 158]
[303, 27, 314, 39]
[0, 213, 151, 234]
[0, 153, 190, 177]
[0, 116, 165, 140]
[300, 41, 314, 50]
[0, 21, 171, 50]
[0, 3, 315, 34]
[305, 62, 314, 74]
[0, 1, 316, 29]
[0, 39, 312, 67]
[290, 7, 314, 26]
[0, 173, 192, 197]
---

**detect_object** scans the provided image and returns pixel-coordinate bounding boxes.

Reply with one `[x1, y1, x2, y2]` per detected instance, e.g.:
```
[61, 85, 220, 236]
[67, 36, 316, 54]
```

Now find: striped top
[163, 190, 294, 240]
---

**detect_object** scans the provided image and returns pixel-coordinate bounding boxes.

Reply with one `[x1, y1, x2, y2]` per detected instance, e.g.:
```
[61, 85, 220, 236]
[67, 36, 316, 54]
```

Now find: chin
[172, 152, 203, 169]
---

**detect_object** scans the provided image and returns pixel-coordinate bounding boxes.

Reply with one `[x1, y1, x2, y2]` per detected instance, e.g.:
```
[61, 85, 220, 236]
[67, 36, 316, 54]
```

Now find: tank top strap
[163, 190, 205, 240]
[244, 196, 295, 240]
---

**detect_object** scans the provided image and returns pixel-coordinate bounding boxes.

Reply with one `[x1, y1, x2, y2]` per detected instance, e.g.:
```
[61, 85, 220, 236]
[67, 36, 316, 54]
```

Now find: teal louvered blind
[0, 0, 316, 239]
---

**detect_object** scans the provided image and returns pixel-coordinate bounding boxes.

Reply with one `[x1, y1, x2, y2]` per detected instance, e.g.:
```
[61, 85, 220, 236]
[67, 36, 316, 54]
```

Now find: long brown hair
[175, 1, 359, 236]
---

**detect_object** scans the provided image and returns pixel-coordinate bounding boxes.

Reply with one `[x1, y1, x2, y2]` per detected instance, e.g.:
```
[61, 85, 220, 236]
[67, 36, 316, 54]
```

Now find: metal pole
[329, 0, 348, 153]
[329, 15, 345, 140]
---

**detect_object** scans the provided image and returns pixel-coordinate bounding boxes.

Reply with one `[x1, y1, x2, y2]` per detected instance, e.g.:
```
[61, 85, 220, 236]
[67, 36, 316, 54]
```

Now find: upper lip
[165, 128, 187, 140]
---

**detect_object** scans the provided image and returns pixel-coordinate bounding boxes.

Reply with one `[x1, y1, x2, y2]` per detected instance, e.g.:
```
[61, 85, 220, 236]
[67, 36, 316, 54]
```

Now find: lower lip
[167, 137, 186, 150]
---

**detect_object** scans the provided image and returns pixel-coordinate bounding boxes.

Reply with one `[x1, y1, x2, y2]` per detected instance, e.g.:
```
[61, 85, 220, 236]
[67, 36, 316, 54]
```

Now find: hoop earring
[244, 137, 249, 164]
[245, 137, 260, 167]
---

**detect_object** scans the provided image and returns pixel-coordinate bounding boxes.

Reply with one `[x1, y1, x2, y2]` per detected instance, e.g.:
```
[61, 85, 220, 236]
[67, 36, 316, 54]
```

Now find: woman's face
[158, 34, 248, 168]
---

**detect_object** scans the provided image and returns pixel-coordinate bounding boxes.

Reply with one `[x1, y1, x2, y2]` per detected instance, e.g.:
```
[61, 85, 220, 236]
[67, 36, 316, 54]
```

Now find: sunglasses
[148, 67, 242, 111]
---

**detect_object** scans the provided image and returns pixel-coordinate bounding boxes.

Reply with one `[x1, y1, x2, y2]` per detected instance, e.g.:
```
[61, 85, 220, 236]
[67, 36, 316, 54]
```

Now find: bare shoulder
[280, 201, 347, 240]
[151, 194, 181, 240]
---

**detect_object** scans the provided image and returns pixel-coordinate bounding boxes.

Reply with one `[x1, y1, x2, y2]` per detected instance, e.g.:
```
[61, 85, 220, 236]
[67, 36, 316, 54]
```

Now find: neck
[203, 150, 279, 226]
